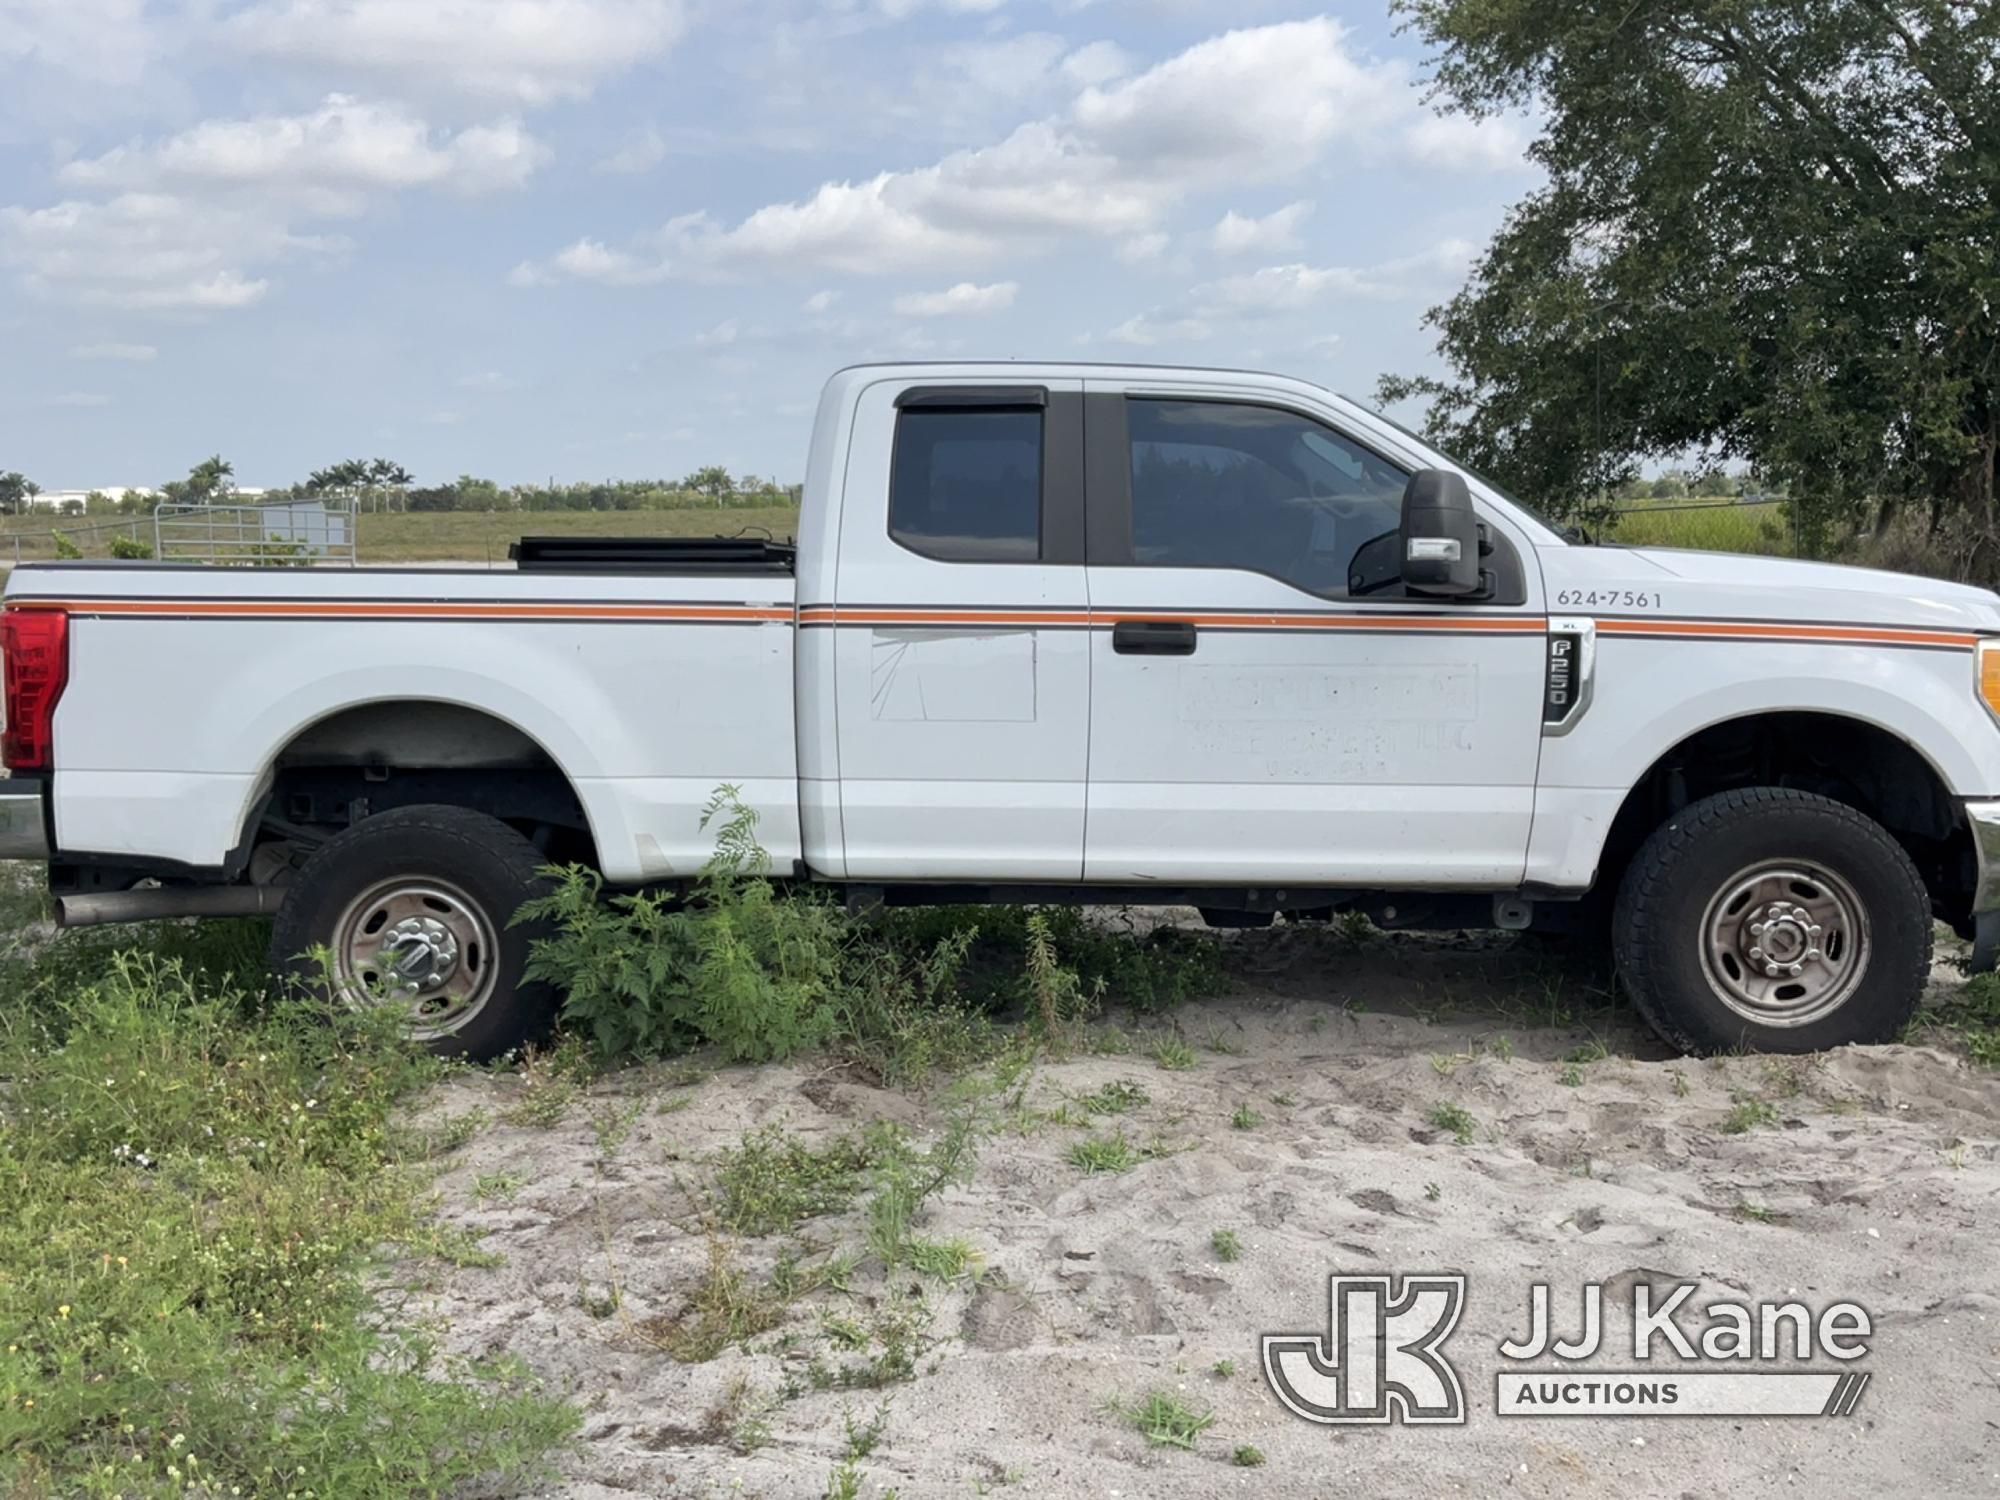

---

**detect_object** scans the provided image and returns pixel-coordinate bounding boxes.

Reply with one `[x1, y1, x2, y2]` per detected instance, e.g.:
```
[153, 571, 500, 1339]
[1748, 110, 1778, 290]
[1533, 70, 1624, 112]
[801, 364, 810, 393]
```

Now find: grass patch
[638, 1233, 787, 1363]
[1234, 1444, 1267, 1467]
[1429, 1101, 1477, 1144]
[1079, 1079, 1149, 1116]
[713, 1127, 873, 1237]
[0, 934, 575, 1497]
[1107, 1389, 1216, 1451]
[1210, 1228, 1243, 1263]
[905, 1237, 983, 1281]
[1720, 1096, 1782, 1134]
[1067, 1130, 1140, 1174]
[1151, 1036, 1199, 1072]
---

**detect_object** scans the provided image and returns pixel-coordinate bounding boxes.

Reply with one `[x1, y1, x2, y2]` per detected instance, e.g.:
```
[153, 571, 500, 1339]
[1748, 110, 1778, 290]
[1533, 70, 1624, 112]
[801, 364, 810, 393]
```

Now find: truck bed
[4, 561, 802, 884]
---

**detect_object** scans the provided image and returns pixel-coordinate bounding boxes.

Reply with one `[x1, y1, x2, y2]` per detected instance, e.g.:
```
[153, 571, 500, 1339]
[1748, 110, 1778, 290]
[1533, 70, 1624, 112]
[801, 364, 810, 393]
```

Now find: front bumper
[1966, 800, 2000, 969]
[0, 781, 48, 861]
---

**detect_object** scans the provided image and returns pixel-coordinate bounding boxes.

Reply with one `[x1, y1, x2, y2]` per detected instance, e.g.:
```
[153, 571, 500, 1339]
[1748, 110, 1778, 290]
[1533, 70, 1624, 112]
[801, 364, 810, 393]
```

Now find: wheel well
[1597, 711, 1975, 931]
[247, 701, 599, 881]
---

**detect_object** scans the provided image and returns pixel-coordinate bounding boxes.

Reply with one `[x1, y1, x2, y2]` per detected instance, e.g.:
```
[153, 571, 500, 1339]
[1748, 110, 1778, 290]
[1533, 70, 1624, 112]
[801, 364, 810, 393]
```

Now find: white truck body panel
[30, 569, 800, 882]
[10, 360, 2000, 935]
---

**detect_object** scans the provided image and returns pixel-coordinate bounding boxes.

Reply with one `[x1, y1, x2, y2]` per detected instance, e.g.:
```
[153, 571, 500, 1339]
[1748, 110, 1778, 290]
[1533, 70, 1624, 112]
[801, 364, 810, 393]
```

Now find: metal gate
[153, 499, 357, 566]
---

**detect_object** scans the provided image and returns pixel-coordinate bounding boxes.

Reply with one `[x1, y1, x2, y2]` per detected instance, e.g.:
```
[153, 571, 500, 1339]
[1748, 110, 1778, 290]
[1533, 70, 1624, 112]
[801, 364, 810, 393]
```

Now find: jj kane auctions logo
[1263, 1274, 1872, 1424]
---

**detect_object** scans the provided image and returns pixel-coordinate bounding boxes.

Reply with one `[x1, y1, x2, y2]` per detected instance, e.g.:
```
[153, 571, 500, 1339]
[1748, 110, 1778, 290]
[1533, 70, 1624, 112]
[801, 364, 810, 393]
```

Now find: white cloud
[803, 289, 839, 313]
[61, 96, 548, 207]
[1198, 242, 1477, 315]
[1404, 111, 1532, 172]
[1106, 312, 1211, 347]
[594, 128, 666, 175]
[222, 0, 686, 106]
[0, 193, 339, 311]
[1117, 231, 1169, 265]
[8, 95, 546, 311]
[692, 319, 740, 347]
[1070, 19, 1402, 185]
[1100, 240, 1479, 346]
[1061, 40, 1131, 88]
[870, 0, 1008, 16]
[0, 0, 160, 87]
[893, 280, 1018, 317]
[455, 369, 518, 390]
[47, 391, 112, 408]
[1210, 200, 1312, 256]
[71, 341, 156, 361]
[519, 17, 1411, 286]
[540, 237, 675, 286]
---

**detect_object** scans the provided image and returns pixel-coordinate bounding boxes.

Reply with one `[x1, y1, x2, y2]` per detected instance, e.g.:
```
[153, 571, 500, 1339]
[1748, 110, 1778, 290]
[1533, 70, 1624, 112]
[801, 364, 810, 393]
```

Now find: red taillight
[1, 608, 68, 772]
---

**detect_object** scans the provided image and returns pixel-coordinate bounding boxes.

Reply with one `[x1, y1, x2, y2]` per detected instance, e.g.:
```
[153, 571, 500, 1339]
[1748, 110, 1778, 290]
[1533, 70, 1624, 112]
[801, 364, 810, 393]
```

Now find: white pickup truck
[5, 362, 1999, 1060]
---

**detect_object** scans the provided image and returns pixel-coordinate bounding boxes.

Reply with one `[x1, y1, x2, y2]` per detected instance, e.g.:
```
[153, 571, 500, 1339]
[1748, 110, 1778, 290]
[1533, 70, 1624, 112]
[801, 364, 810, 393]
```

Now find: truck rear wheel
[271, 805, 559, 1060]
[1612, 788, 1930, 1054]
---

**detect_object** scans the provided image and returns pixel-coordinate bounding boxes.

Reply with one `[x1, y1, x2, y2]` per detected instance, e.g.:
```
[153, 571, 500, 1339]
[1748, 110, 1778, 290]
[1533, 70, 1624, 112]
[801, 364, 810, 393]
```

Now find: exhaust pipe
[57, 886, 288, 929]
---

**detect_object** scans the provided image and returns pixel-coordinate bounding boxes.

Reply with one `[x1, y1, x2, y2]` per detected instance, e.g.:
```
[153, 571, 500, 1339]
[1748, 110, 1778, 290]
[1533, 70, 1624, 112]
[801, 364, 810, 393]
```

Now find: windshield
[1338, 395, 1567, 539]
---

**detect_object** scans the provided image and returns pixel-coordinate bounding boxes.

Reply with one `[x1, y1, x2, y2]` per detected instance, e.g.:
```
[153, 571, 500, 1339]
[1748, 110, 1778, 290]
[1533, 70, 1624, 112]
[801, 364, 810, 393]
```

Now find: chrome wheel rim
[1697, 861, 1870, 1028]
[331, 877, 499, 1040]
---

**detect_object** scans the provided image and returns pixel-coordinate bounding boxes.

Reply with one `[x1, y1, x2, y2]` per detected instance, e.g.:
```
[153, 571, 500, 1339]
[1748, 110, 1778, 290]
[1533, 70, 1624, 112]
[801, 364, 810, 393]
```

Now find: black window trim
[1083, 391, 1526, 607]
[886, 388, 1086, 568]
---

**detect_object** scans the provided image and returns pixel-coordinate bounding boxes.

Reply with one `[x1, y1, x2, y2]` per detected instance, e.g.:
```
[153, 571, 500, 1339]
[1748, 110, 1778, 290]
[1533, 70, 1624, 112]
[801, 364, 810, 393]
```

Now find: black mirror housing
[1399, 470, 1483, 597]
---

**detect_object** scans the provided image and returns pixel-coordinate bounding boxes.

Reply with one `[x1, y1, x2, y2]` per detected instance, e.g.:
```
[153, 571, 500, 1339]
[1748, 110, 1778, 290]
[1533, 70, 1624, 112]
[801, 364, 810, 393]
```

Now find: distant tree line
[0, 457, 803, 518]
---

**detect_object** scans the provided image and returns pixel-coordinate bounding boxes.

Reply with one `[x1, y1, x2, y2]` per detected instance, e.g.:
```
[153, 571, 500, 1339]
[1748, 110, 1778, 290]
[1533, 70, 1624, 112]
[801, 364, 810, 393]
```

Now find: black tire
[1612, 788, 1930, 1055]
[270, 805, 559, 1061]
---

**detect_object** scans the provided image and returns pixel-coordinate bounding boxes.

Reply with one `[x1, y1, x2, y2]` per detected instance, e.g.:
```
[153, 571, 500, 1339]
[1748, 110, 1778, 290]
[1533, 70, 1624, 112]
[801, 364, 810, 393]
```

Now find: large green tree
[1381, 0, 1998, 561]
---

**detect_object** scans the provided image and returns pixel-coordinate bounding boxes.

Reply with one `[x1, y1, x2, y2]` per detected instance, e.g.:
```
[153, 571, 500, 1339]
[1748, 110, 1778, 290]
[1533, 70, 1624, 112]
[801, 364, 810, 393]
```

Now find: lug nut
[1788, 963, 1804, 977]
[1765, 962, 1782, 977]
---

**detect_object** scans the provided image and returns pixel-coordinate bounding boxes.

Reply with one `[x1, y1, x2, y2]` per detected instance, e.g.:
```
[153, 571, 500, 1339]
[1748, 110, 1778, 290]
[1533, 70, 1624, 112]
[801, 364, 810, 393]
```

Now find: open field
[0, 506, 803, 566]
[1603, 500, 1794, 555]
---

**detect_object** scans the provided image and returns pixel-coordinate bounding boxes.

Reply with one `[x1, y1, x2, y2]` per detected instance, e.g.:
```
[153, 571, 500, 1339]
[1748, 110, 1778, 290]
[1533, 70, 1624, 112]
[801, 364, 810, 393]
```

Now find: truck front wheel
[270, 805, 559, 1060]
[1613, 788, 1931, 1054]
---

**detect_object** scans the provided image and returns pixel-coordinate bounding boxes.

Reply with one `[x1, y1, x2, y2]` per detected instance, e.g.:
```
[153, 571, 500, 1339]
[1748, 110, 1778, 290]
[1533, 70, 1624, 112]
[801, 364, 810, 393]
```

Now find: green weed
[1107, 1389, 1216, 1450]
[1429, 1101, 1477, 1144]
[712, 1127, 873, 1237]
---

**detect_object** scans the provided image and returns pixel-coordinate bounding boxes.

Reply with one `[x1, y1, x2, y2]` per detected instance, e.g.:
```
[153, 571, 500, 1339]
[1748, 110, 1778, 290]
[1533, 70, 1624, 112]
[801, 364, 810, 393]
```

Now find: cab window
[1127, 399, 1406, 596]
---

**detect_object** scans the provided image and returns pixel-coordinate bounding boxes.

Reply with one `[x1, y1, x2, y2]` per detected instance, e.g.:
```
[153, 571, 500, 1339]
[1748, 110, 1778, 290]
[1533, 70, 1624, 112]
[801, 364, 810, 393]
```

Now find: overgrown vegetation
[521, 787, 1225, 1080]
[1915, 973, 2000, 1068]
[0, 912, 575, 1498]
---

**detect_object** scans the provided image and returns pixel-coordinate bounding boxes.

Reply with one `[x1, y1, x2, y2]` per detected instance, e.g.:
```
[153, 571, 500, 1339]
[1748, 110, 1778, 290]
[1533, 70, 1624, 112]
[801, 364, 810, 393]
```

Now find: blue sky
[0, 1, 1536, 489]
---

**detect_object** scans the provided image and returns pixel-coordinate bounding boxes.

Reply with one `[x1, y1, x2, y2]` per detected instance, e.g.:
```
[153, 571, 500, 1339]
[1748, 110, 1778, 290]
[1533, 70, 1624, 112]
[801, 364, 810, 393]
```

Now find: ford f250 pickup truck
[6, 362, 2000, 1061]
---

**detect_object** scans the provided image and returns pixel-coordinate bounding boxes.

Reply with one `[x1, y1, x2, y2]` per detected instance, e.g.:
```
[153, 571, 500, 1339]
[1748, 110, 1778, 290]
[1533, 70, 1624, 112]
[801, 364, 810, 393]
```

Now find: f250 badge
[1543, 620, 1596, 733]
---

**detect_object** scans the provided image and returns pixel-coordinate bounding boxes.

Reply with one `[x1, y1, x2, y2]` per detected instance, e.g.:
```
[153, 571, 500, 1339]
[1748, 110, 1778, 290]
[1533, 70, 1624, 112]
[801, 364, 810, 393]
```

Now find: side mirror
[1399, 470, 1483, 597]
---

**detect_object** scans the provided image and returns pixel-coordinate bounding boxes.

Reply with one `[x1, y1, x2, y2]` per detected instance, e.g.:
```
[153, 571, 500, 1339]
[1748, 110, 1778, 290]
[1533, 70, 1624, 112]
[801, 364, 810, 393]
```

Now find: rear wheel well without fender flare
[246, 701, 600, 882]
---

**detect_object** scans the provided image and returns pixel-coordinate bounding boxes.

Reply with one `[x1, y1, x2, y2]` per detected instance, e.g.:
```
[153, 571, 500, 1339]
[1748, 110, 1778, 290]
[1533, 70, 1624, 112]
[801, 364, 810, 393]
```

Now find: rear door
[1081, 384, 1548, 886]
[822, 377, 1090, 880]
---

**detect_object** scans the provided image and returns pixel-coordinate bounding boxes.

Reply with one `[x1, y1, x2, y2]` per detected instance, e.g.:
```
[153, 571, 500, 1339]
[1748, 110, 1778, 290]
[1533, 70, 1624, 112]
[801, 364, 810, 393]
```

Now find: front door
[1081, 387, 1547, 887]
[825, 376, 1091, 880]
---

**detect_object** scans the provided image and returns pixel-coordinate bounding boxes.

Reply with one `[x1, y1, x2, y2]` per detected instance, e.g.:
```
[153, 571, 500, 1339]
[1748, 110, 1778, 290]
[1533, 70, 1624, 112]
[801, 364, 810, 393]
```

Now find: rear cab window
[890, 407, 1043, 563]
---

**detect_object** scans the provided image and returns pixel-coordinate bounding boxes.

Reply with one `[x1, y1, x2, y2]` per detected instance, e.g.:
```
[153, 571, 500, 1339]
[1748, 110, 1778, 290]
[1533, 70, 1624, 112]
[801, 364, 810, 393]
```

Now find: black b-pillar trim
[1083, 392, 1133, 566]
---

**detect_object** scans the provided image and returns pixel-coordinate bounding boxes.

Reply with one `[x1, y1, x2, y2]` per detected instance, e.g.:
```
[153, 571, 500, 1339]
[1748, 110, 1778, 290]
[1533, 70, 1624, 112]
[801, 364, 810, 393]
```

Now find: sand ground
[398, 924, 2000, 1499]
